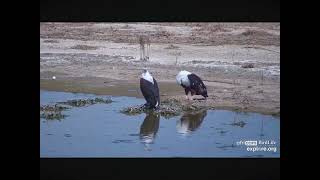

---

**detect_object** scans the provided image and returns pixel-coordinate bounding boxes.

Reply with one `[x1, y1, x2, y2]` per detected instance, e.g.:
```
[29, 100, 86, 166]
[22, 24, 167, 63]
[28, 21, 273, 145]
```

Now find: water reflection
[41, 91, 280, 157]
[139, 112, 160, 145]
[176, 110, 207, 134]
[259, 118, 265, 137]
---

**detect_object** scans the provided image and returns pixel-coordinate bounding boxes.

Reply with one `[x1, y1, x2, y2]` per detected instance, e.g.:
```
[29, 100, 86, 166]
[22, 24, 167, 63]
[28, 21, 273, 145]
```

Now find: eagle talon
[154, 106, 160, 111]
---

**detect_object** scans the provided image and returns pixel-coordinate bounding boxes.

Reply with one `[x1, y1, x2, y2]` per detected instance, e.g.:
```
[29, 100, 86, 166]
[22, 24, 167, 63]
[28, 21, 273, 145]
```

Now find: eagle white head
[176, 70, 191, 86]
[141, 68, 154, 84]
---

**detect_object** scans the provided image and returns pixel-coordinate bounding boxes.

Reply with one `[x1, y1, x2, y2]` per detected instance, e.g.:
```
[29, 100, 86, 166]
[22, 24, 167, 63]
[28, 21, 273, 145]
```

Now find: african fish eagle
[176, 70, 208, 100]
[140, 69, 160, 109]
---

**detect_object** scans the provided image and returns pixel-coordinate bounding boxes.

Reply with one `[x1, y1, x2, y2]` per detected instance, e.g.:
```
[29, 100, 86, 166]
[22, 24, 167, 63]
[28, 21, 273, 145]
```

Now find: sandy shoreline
[40, 22, 280, 116]
[40, 74, 280, 116]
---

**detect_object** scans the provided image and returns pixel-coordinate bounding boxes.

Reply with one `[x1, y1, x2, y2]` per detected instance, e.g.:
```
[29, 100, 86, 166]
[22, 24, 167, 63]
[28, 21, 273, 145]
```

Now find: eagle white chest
[176, 121, 189, 134]
[176, 70, 191, 87]
[141, 71, 154, 84]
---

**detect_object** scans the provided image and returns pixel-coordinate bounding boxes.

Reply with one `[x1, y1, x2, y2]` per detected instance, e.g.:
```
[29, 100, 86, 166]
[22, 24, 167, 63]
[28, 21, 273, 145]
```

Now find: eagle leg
[184, 88, 190, 100]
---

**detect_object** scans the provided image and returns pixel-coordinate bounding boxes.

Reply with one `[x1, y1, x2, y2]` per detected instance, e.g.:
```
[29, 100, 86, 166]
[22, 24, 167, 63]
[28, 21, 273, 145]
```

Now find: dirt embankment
[40, 22, 280, 46]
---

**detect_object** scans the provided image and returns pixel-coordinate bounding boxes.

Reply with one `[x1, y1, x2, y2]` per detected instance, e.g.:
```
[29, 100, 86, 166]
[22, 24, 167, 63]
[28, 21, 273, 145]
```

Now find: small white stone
[52, 76, 56, 80]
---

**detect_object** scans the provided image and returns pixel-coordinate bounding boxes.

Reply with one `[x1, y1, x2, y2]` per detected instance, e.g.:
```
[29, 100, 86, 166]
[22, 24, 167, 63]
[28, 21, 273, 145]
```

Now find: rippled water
[40, 90, 280, 157]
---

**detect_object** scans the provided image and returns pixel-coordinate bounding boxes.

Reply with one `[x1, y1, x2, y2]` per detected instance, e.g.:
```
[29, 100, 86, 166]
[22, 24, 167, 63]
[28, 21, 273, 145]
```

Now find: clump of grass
[190, 60, 202, 64]
[155, 29, 173, 38]
[232, 91, 250, 109]
[40, 104, 70, 120]
[70, 45, 99, 50]
[165, 44, 180, 49]
[120, 105, 147, 115]
[40, 112, 68, 120]
[120, 98, 208, 118]
[197, 24, 229, 33]
[240, 95, 250, 106]
[43, 39, 59, 43]
[120, 104, 180, 118]
[241, 63, 254, 68]
[58, 98, 113, 107]
[40, 104, 70, 112]
[230, 121, 247, 128]
[121, 24, 132, 29]
[272, 111, 280, 117]
[260, 71, 264, 85]
[40, 98, 113, 120]
[182, 104, 206, 111]
[242, 29, 271, 37]
[232, 91, 242, 99]
[161, 98, 181, 108]
[121, 99, 182, 117]
[208, 24, 229, 32]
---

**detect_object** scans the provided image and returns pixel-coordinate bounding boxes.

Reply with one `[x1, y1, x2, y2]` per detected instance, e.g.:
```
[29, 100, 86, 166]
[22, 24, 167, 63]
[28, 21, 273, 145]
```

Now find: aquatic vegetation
[40, 97, 113, 120]
[120, 98, 209, 118]
[40, 104, 70, 111]
[230, 121, 247, 128]
[40, 104, 70, 120]
[57, 97, 113, 107]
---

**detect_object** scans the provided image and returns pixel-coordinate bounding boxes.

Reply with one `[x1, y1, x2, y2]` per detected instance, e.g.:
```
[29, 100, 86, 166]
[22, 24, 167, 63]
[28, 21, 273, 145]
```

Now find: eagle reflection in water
[139, 110, 207, 149]
[139, 112, 160, 146]
[176, 110, 207, 135]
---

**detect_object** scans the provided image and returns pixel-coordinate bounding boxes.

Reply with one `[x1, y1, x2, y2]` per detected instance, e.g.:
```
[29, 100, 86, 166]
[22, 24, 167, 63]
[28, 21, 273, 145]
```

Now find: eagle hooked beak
[142, 68, 148, 73]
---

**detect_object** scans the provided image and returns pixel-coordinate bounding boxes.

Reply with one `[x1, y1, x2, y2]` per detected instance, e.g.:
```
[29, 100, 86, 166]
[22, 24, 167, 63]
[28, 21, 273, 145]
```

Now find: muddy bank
[40, 75, 280, 117]
[40, 23, 279, 116]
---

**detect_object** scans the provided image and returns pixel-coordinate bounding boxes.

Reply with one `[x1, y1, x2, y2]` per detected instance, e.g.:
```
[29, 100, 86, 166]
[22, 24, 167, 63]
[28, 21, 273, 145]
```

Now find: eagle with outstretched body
[140, 69, 160, 109]
[176, 70, 208, 100]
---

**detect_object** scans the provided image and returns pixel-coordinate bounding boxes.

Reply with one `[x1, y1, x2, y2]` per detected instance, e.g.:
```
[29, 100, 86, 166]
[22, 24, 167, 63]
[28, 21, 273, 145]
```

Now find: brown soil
[40, 23, 280, 116]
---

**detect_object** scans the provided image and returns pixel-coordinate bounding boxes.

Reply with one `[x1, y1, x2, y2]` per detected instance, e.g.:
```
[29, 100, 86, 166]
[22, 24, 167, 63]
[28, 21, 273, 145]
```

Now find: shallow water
[40, 90, 280, 157]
